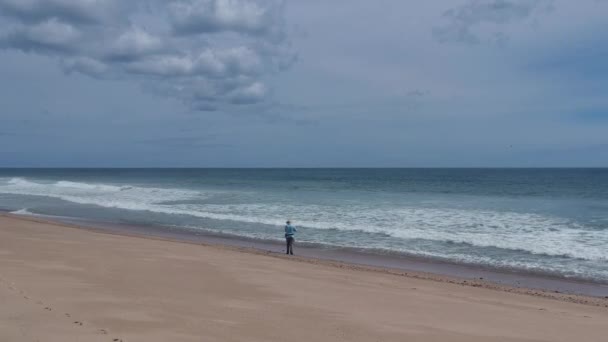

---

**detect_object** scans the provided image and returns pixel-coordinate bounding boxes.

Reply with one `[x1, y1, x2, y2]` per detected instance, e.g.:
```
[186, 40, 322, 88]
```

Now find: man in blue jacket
[284, 220, 297, 255]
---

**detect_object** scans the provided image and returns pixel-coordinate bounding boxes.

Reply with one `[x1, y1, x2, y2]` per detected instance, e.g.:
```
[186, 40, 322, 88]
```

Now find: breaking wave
[1, 177, 607, 263]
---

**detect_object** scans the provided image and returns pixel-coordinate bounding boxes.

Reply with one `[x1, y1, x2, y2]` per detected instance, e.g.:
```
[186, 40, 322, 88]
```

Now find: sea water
[0, 168, 607, 282]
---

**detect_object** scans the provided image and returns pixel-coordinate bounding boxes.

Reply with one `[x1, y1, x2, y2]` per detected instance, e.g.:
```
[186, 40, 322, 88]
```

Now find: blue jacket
[285, 224, 297, 238]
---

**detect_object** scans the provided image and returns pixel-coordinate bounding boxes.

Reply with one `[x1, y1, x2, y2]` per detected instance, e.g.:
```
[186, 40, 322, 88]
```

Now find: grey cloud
[0, 0, 128, 25]
[142, 74, 265, 111]
[433, 0, 553, 44]
[0, 0, 294, 110]
[60, 56, 108, 77]
[0, 18, 81, 54]
[103, 26, 166, 62]
[124, 46, 262, 78]
[168, 0, 285, 39]
[227, 81, 266, 104]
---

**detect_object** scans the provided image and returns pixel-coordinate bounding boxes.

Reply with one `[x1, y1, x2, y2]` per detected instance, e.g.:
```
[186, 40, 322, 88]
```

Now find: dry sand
[1, 214, 607, 342]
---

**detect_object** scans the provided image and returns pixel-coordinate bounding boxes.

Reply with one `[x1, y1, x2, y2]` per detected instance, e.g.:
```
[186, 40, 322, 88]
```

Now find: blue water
[1, 168, 607, 281]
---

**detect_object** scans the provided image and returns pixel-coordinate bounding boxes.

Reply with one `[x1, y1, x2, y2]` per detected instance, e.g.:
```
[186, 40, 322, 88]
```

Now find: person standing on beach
[285, 220, 297, 255]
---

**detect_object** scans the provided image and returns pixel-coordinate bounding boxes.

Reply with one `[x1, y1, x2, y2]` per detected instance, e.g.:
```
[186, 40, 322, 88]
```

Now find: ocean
[1, 168, 607, 283]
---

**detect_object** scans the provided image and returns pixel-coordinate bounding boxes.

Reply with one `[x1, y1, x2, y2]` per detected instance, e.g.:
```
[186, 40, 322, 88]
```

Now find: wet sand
[1, 214, 607, 341]
[49, 214, 608, 298]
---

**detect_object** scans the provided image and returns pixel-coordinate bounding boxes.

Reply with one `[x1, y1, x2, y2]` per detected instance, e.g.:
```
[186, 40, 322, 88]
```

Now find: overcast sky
[0, 0, 607, 167]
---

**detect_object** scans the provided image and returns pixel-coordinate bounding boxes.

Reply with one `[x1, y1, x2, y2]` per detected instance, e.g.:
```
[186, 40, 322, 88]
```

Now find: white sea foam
[10, 208, 35, 215]
[55, 180, 127, 192]
[172, 203, 608, 262]
[1, 177, 607, 264]
[2, 177, 202, 209]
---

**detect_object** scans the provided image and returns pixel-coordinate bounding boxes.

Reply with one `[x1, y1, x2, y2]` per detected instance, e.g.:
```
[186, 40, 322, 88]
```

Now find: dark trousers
[286, 236, 294, 255]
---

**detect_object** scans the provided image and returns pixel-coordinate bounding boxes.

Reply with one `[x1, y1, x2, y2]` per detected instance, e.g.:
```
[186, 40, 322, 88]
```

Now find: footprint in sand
[65, 313, 71, 317]
[44, 307, 52, 311]
[113, 338, 123, 342]
[73, 321, 83, 326]
[98, 329, 108, 335]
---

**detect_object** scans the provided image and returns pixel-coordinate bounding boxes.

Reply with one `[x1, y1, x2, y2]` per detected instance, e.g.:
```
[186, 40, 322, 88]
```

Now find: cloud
[125, 46, 262, 78]
[433, 0, 554, 44]
[0, 18, 81, 54]
[105, 26, 165, 62]
[60, 56, 108, 76]
[0, 0, 294, 110]
[0, 0, 127, 25]
[168, 0, 284, 38]
[228, 81, 266, 104]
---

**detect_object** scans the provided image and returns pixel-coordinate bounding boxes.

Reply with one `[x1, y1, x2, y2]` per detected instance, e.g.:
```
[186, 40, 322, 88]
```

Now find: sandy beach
[1, 214, 607, 342]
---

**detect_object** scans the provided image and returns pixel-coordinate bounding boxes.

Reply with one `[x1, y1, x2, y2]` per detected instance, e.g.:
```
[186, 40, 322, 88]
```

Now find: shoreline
[1, 213, 608, 341]
[4, 212, 608, 304]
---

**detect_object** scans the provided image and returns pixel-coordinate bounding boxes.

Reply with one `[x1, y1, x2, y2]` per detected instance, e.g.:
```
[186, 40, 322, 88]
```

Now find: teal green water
[1, 168, 607, 281]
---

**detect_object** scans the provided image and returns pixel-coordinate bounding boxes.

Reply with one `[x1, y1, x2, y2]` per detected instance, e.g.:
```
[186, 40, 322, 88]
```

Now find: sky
[0, 0, 607, 167]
